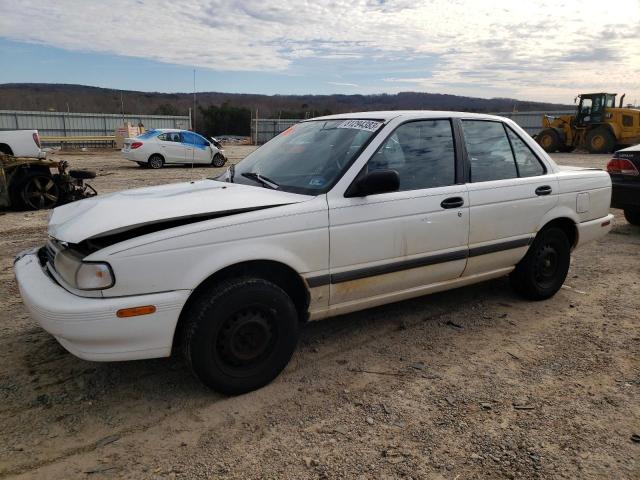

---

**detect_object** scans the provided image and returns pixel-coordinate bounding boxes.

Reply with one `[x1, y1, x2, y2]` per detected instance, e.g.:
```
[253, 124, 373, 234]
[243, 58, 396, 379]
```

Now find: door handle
[441, 197, 464, 209]
[535, 185, 552, 196]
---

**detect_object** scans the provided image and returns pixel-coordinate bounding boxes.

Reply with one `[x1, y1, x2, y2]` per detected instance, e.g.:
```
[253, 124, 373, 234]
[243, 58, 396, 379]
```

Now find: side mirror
[345, 169, 400, 197]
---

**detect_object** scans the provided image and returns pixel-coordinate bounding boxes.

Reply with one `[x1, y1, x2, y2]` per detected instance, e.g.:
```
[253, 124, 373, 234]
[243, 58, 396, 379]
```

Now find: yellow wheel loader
[536, 93, 640, 154]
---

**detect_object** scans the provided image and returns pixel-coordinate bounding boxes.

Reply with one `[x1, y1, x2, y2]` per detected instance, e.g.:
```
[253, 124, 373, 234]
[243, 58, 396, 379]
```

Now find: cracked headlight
[54, 249, 114, 290]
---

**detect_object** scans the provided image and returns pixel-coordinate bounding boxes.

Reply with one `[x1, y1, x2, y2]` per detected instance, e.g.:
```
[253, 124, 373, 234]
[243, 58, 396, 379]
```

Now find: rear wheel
[537, 129, 561, 152]
[510, 227, 571, 300]
[182, 277, 299, 394]
[624, 208, 640, 225]
[586, 127, 615, 154]
[212, 153, 226, 168]
[148, 155, 164, 169]
[18, 173, 60, 210]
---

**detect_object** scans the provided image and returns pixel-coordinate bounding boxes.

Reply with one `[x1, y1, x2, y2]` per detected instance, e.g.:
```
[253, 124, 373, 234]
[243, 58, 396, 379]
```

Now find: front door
[182, 132, 212, 164]
[460, 120, 558, 276]
[327, 118, 469, 307]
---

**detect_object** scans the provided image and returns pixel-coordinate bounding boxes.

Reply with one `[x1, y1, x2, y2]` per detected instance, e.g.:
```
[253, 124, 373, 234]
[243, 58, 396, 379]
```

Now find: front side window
[462, 120, 518, 182]
[367, 120, 455, 191]
[231, 119, 383, 195]
[182, 132, 208, 146]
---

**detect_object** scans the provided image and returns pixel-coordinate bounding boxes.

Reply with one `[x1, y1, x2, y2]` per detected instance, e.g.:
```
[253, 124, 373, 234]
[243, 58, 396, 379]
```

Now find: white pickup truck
[0, 130, 45, 158]
[14, 111, 613, 394]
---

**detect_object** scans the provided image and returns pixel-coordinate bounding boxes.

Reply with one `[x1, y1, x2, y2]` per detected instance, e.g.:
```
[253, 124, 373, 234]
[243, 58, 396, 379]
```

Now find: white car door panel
[328, 118, 469, 306]
[461, 120, 559, 276]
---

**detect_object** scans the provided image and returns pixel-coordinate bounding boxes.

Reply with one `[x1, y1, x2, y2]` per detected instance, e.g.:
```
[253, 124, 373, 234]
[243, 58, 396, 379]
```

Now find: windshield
[230, 119, 383, 195]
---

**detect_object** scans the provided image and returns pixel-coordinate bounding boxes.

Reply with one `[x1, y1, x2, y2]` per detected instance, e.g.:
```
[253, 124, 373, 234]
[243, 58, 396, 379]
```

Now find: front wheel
[537, 129, 561, 152]
[510, 227, 571, 300]
[212, 153, 226, 168]
[182, 277, 299, 394]
[624, 208, 640, 225]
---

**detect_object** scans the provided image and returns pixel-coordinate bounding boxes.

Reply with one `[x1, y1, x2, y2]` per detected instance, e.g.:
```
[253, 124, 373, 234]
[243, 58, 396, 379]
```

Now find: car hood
[49, 180, 312, 244]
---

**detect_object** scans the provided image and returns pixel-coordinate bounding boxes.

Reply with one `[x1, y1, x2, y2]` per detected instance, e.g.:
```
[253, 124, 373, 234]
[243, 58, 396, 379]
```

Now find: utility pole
[193, 69, 196, 132]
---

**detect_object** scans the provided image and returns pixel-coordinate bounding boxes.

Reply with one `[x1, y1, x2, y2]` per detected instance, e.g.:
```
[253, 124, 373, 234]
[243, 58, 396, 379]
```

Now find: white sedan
[15, 111, 613, 394]
[121, 129, 226, 169]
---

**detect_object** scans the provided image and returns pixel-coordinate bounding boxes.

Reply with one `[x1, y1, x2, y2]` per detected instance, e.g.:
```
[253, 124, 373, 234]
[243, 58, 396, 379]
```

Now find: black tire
[586, 127, 616, 154]
[0, 144, 13, 156]
[16, 172, 60, 210]
[212, 153, 226, 168]
[537, 129, 561, 152]
[624, 208, 640, 225]
[69, 169, 96, 180]
[148, 154, 164, 169]
[182, 277, 299, 394]
[510, 227, 571, 300]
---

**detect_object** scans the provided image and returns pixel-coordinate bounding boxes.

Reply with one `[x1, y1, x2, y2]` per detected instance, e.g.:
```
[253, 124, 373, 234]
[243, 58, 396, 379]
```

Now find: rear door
[327, 118, 469, 306]
[461, 119, 558, 276]
[159, 132, 186, 164]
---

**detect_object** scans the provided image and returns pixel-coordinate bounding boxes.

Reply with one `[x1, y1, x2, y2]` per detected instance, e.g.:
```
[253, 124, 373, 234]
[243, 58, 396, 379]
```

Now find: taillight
[130, 142, 143, 149]
[32, 132, 41, 148]
[606, 158, 639, 176]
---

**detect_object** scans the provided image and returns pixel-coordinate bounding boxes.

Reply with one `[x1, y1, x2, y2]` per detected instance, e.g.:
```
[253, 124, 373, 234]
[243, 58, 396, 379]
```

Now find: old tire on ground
[586, 127, 616, 154]
[182, 277, 299, 394]
[69, 169, 96, 180]
[18, 172, 60, 210]
[537, 129, 561, 152]
[212, 153, 226, 168]
[510, 227, 570, 300]
[624, 208, 640, 225]
[148, 154, 164, 169]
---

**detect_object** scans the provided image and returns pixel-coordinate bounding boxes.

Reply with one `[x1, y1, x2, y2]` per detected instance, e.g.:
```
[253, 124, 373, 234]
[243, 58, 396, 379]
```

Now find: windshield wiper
[241, 172, 279, 190]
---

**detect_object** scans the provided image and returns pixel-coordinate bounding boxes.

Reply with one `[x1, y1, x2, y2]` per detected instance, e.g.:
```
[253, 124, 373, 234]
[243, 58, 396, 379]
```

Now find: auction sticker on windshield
[336, 120, 382, 132]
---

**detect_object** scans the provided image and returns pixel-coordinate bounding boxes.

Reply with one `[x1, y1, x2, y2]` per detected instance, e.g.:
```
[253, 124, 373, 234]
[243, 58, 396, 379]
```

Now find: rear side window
[462, 121, 517, 182]
[506, 128, 545, 177]
[368, 119, 455, 191]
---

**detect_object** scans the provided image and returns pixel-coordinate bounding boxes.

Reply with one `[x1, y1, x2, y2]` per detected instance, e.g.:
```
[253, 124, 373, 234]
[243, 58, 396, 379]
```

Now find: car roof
[306, 110, 507, 123]
[151, 128, 188, 133]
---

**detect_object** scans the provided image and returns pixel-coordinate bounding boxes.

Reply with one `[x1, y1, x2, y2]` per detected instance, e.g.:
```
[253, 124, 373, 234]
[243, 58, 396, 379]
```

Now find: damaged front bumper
[13, 250, 190, 362]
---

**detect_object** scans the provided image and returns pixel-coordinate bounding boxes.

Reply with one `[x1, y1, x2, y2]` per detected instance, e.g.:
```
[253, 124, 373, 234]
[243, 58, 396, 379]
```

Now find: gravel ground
[0, 148, 638, 480]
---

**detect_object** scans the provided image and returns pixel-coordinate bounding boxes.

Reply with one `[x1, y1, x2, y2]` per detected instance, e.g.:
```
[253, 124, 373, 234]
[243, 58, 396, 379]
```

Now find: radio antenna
[191, 69, 196, 176]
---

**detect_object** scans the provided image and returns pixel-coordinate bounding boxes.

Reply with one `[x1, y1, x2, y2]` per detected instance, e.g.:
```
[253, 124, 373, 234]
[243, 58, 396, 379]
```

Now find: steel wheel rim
[214, 307, 277, 376]
[592, 135, 604, 150]
[23, 176, 59, 209]
[534, 243, 559, 288]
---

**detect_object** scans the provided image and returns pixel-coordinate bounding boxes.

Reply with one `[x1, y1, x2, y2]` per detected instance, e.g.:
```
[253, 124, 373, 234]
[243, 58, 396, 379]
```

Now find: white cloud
[0, 0, 638, 102]
[328, 81, 359, 87]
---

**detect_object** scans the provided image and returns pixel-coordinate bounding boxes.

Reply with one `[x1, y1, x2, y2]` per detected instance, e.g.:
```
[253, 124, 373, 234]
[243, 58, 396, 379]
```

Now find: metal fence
[0, 110, 191, 146]
[250, 111, 574, 144]
[251, 118, 299, 144]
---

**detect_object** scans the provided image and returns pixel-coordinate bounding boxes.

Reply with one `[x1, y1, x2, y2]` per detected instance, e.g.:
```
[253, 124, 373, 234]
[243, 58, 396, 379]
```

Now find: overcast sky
[1, 0, 639, 103]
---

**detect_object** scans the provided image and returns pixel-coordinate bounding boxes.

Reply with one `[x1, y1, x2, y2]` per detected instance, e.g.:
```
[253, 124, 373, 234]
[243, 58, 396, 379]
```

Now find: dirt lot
[0, 149, 638, 480]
